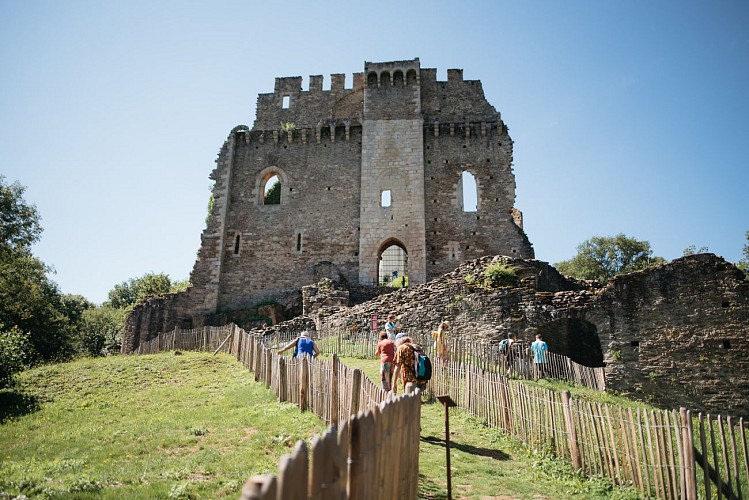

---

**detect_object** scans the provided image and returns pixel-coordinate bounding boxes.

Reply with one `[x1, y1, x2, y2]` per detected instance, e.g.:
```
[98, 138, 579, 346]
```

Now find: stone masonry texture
[123, 57, 534, 353]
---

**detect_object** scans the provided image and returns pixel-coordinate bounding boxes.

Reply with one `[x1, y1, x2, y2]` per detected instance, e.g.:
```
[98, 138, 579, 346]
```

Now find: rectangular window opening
[282, 95, 290, 109]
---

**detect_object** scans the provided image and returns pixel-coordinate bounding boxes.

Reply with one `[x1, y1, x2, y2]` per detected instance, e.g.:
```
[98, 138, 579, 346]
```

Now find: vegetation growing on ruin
[482, 262, 519, 288]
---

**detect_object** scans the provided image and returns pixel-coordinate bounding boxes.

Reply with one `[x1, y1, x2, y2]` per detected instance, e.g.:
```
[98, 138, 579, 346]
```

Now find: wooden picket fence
[137, 324, 747, 499]
[136, 324, 421, 499]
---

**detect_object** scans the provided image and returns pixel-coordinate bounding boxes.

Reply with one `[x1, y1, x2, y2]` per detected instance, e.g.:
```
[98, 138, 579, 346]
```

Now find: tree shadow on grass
[0, 388, 40, 423]
[421, 435, 511, 461]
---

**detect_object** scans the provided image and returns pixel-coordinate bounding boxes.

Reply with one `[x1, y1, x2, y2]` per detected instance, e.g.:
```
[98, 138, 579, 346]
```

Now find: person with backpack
[277, 330, 320, 358]
[391, 337, 431, 394]
[498, 332, 516, 376]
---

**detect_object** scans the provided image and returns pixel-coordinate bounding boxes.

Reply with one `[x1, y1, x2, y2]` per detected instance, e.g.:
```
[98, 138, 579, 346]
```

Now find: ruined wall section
[591, 254, 749, 414]
[253, 73, 365, 131]
[187, 130, 240, 314]
[419, 67, 533, 278]
[217, 125, 363, 310]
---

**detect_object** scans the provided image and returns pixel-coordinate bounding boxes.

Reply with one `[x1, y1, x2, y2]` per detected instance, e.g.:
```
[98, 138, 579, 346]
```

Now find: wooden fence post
[562, 390, 582, 471]
[278, 357, 287, 403]
[331, 353, 339, 426]
[300, 356, 309, 412]
[277, 441, 309, 499]
[680, 407, 698, 499]
[240, 475, 276, 500]
[265, 349, 272, 388]
[350, 369, 362, 416]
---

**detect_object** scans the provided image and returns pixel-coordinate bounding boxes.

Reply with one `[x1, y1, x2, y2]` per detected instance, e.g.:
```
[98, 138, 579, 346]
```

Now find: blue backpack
[296, 337, 314, 357]
[409, 345, 432, 382]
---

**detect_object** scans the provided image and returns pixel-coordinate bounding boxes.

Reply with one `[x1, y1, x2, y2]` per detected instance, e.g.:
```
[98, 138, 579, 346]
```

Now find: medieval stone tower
[122, 58, 534, 352]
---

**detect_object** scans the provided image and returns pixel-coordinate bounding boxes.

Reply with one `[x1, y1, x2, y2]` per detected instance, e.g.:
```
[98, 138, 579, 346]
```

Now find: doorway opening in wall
[378, 240, 408, 287]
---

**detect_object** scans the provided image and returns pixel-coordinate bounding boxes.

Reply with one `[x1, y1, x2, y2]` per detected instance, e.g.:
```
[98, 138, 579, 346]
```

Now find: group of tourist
[499, 331, 549, 378]
[375, 314, 433, 394]
[277, 314, 552, 393]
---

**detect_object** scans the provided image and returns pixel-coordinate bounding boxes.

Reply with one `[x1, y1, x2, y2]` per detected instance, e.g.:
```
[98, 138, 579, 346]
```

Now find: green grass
[1, 351, 646, 499]
[0, 352, 326, 499]
[339, 356, 644, 499]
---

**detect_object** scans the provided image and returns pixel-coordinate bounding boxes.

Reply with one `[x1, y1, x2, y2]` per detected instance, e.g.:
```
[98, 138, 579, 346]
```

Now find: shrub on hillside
[78, 306, 125, 356]
[0, 324, 30, 388]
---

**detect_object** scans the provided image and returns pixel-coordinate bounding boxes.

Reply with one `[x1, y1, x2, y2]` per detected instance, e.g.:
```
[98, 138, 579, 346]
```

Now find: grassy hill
[0, 352, 641, 499]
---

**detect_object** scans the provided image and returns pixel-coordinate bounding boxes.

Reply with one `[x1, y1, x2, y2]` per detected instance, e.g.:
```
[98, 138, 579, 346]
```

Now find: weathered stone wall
[290, 254, 748, 416]
[123, 57, 535, 353]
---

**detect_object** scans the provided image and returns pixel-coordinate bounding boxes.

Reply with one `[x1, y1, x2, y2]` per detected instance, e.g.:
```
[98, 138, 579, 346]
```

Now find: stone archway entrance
[537, 318, 604, 367]
[378, 240, 408, 286]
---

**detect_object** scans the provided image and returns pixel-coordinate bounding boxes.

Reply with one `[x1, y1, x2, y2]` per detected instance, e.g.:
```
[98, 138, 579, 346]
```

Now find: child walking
[375, 330, 396, 391]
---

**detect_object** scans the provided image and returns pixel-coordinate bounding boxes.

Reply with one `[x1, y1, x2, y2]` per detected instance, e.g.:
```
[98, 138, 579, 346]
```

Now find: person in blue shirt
[277, 330, 320, 358]
[384, 314, 399, 340]
[530, 332, 548, 379]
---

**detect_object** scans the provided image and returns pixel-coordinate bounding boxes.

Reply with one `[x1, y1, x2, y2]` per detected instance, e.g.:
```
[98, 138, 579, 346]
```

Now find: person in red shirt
[375, 330, 396, 391]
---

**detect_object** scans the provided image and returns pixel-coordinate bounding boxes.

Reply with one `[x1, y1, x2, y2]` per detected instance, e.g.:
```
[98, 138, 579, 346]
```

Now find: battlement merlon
[253, 59, 502, 130]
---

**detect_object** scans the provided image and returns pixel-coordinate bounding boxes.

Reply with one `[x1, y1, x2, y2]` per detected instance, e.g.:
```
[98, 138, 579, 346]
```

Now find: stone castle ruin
[123, 58, 533, 350]
[122, 58, 748, 416]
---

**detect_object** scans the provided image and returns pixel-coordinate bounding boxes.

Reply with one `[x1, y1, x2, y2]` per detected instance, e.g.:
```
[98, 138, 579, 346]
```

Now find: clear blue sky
[2, 0, 747, 304]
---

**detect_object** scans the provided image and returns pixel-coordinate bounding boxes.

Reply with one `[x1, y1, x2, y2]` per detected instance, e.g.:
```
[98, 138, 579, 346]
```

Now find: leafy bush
[482, 262, 518, 288]
[389, 276, 409, 288]
[77, 306, 125, 356]
[0, 324, 30, 388]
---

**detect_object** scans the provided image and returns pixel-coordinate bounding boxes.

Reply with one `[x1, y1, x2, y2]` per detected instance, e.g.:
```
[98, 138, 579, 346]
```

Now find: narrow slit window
[233, 234, 241, 255]
[381, 190, 392, 208]
[296, 233, 302, 252]
[461, 171, 478, 212]
[282, 96, 290, 109]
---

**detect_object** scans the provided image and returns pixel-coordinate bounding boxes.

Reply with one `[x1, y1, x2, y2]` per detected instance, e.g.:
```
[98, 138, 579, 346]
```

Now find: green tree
[0, 323, 31, 388]
[0, 175, 42, 255]
[78, 306, 126, 356]
[0, 177, 76, 361]
[105, 272, 174, 309]
[60, 294, 94, 328]
[170, 278, 190, 293]
[555, 234, 665, 282]
[0, 251, 74, 360]
[264, 179, 281, 205]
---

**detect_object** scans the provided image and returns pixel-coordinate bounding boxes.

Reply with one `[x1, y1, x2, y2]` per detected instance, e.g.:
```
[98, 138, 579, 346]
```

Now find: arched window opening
[367, 72, 378, 87]
[460, 171, 478, 212]
[406, 69, 417, 86]
[380, 71, 391, 87]
[378, 242, 408, 287]
[263, 174, 281, 205]
[393, 70, 404, 87]
[381, 190, 392, 208]
[233, 234, 241, 255]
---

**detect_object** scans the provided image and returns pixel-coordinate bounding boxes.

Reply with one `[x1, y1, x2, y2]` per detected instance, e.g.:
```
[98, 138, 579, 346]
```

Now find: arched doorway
[378, 240, 408, 286]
